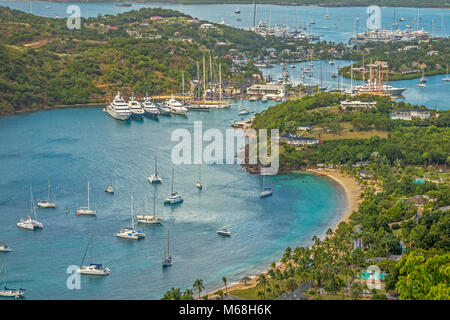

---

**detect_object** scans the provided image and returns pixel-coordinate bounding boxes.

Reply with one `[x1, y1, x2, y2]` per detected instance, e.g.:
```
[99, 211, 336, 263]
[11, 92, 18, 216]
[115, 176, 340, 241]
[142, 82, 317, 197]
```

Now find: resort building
[340, 100, 376, 109]
[390, 109, 431, 121]
[246, 83, 285, 99]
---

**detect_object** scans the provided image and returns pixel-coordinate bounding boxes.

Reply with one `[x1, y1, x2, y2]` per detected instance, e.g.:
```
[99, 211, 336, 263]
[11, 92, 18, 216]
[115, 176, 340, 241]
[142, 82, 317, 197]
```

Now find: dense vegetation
[0, 6, 292, 114]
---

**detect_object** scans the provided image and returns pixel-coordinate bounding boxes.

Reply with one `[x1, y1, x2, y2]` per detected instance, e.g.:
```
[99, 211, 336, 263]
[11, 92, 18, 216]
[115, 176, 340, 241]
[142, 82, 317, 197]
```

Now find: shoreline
[207, 168, 364, 299]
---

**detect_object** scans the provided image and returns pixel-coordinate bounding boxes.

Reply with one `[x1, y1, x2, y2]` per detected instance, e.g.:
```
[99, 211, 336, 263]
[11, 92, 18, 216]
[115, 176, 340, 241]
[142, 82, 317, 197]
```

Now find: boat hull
[106, 108, 131, 121]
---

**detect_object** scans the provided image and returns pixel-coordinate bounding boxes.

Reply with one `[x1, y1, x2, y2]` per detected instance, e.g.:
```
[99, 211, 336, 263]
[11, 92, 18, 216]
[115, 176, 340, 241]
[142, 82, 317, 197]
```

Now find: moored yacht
[0, 262, 26, 299]
[78, 234, 110, 276]
[162, 230, 172, 267]
[0, 244, 12, 252]
[128, 92, 145, 119]
[142, 95, 160, 119]
[116, 196, 146, 240]
[260, 187, 273, 198]
[148, 154, 163, 184]
[164, 168, 183, 205]
[166, 95, 187, 115]
[217, 229, 231, 237]
[37, 180, 56, 208]
[76, 181, 97, 216]
[106, 92, 131, 121]
[156, 102, 171, 115]
[105, 174, 114, 194]
[136, 193, 163, 225]
[238, 108, 250, 116]
[17, 186, 43, 230]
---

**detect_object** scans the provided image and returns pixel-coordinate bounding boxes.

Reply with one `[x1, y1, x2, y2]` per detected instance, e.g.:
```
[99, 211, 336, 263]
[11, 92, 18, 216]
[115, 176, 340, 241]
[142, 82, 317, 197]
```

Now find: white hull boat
[76, 181, 97, 216]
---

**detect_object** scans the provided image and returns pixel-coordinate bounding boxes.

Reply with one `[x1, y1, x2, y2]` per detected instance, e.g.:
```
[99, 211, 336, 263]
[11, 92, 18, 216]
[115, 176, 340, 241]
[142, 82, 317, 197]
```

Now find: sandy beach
[207, 169, 364, 299]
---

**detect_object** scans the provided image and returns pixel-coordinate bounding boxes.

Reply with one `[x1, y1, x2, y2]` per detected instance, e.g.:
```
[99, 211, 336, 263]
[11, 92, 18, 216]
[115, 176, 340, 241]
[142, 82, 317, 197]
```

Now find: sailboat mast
[89, 233, 93, 265]
[153, 192, 156, 219]
[168, 230, 170, 257]
[155, 154, 158, 175]
[87, 181, 90, 210]
[209, 52, 214, 99]
[197, 61, 200, 99]
[131, 196, 135, 230]
[181, 69, 185, 106]
[219, 63, 222, 103]
[202, 54, 206, 99]
[143, 199, 145, 218]
[171, 168, 174, 194]
[47, 180, 51, 202]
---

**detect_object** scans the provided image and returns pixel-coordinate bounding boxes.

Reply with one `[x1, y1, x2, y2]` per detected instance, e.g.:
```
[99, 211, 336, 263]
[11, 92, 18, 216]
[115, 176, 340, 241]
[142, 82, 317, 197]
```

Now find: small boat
[260, 175, 273, 198]
[162, 230, 173, 267]
[417, 83, 426, 88]
[420, 69, 427, 83]
[136, 192, 163, 225]
[290, 64, 296, 68]
[331, 73, 337, 79]
[142, 95, 160, 119]
[17, 186, 43, 230]
[329, 60, 335, 65]
[249, 96, 258, 101]
[128, 92, 145, 119]
[116, 196, 146, 240]
[0, 261, 26, 299]
[78, 234, 110, 276]
[238, 108, 250, 116]
[0, 244, 12, 252]
[262, 95, 268, 102]
[156, 102, 171, 115]
[217, 229, 231, 237]
[322, 26, 329, 30]
[164, 168, 183, 205]
[105, 173, 114, 194]
[148, 154, 163, 184]
[37, 180, 56, 208]
[196, 165, 202, 190]
[400, 17, 405, 22]
[234, 8, 240, 14]
[76, 181, 97, 216]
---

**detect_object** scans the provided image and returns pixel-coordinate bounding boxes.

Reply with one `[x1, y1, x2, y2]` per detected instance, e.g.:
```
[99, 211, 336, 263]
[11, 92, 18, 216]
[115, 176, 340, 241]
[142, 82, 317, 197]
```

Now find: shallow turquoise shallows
[0, 101, 347, 299]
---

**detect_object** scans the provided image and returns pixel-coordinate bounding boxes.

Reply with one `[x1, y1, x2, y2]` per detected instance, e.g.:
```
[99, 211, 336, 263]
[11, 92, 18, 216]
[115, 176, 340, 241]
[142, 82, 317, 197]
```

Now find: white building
[340, 100, 376, 109]
[390, 109, 431, 121]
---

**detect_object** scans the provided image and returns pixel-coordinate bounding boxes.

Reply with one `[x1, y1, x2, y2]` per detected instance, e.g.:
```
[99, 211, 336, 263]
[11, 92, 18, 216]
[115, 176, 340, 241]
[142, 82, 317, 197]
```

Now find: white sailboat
[259, 175, 272, 198]
[78, 234, 111, 276]
[0, 260, 26, 298]
[164, 168, 183, 205]
[442, 64, 450, 82]
[0, 243, 12, 252]
[17, 186, 43, 230]
[37, 180, 56, 208]
[76, 181, 97, 216]
[136, 192, 163, 224]
[148, 154, 163, 184]
[162, 230, 173, 267]
[116, 196, 146, 240]
[105, 174, 114, 194]
[196, 165, 203, 190]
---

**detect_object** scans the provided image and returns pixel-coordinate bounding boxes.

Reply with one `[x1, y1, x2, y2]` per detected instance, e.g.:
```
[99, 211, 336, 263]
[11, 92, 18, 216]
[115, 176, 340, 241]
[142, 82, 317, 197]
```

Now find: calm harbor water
[0, 101, 347, 299]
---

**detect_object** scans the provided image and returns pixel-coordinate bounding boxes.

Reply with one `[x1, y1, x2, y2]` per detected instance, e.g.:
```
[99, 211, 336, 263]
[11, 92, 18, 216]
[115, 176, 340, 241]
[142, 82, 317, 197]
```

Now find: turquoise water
[1, 2, 449, 43]
[261, 60, 450, 110]
[0, 101, 347, 299]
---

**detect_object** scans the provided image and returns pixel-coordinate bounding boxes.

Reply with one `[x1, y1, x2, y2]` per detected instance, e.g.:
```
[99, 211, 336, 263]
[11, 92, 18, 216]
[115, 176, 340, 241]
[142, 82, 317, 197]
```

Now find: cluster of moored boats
[1, 155, 273, 298]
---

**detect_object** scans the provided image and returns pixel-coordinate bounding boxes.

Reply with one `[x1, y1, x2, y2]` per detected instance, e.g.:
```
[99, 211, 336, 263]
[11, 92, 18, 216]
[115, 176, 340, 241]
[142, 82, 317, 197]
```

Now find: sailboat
[116, 196, 146, 240]
[442, 64, 450, 82]
[37, 180, 56, 208]
[392, 9, 399, 27]
[76, 181, 97, 216]
[148, 154, 163, 184]
[162, 230, 173, 267]
[420, 69, 427, 83]
[17, 185, 43, 230]
[324, 7, 330, 19]
[196, 165, 203, 189]
[259, 175, 272, 198]
[136, 192, 163, 224]
[78, 234, 111, 276]
[164, 168, 183, 205]
[105, 174, 114, 194]
[0, 259, 26, 298]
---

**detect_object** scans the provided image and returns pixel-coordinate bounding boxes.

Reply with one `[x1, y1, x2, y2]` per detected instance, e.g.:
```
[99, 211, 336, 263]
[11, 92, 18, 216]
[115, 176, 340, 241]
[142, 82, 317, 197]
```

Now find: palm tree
[215, 289, 224, 300]
[256, 274, 269, 298]
[222, 276, 228, 294]
[181, 289, 194, 300]
[193, 279, 205, 299]
[161, 287, 181, 300]
[257, 290, 265, 300]
[286, 278, 298, 300]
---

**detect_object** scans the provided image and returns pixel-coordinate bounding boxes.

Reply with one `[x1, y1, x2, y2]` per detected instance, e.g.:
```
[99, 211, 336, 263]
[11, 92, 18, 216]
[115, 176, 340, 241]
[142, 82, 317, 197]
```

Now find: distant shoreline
[207, 168, 363, 299]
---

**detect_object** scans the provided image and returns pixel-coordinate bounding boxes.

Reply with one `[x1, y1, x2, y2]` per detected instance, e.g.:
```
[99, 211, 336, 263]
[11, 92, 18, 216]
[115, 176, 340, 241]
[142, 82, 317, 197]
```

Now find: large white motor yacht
[106, 92, 131, 121]
[166, 95, 187, 115]
[128, 93, 145, 119]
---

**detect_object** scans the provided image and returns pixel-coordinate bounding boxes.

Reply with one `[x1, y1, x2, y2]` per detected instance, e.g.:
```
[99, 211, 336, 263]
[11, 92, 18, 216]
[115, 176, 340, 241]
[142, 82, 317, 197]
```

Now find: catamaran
[128, 92, 145, 119]
[164, 168, 183, 205]
[148, 154, 163, 184]
[106, 91, 131, 121]
[37, 180, 56, 208]
[78, 234, 111, 276]
[76, 181, 97, 216]
[260, 175, 273, 198]
[162, 230, 173, 267]
[142, 95, 160, 119]
[0, 260, 26, 299]
[105, 174, 114, 194]
[116, 196, 146, 240]
[0, 244, 12, 252]
[17, 186, 43, 230]
[136, 192, 163, 225]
